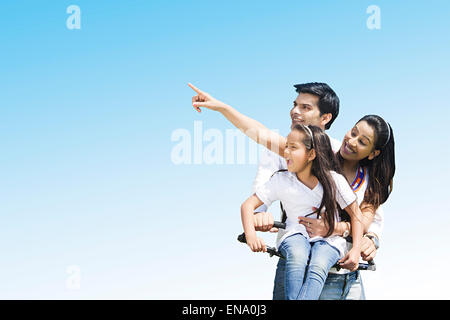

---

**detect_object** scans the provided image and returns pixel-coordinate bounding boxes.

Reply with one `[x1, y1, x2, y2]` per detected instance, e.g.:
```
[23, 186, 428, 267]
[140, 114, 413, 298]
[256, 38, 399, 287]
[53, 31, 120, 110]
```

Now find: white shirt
[255, 170, 356, 258]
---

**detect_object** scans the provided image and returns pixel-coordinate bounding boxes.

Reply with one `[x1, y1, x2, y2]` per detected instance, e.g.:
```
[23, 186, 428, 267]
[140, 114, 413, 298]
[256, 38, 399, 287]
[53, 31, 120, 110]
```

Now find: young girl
[241, 124, 364, 300]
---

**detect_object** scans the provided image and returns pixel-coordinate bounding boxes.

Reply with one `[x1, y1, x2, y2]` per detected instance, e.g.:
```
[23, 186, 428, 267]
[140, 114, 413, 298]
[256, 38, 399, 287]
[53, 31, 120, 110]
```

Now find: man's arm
[189, 83, 287, 157]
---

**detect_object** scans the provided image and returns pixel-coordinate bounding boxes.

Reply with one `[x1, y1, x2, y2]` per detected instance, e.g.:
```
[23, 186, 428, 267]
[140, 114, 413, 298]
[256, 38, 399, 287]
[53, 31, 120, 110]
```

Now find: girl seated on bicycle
[240, 124, 365, 300]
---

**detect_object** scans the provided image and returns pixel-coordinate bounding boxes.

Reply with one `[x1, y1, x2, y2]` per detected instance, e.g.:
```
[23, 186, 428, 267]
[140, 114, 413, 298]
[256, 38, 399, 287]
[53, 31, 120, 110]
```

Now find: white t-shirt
[255, 170, 356, 258]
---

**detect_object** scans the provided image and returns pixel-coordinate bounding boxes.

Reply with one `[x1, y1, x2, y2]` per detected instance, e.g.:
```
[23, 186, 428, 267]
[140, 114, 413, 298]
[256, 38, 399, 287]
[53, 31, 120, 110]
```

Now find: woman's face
[340, 120, 380, 161]
[284, 129, 315, 173]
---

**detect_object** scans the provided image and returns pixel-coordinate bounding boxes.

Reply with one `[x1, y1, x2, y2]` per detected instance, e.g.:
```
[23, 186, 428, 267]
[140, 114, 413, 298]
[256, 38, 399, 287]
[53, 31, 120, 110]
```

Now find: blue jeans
[319, 271, 366, 300]
[298, 240, 341, 300]
[277, 234, 340, 300]
[273, 259, 366, 300]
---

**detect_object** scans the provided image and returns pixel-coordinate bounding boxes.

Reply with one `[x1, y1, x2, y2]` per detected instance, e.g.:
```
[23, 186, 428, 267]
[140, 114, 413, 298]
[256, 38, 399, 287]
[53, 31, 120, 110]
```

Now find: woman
[296, 114, 394, 299]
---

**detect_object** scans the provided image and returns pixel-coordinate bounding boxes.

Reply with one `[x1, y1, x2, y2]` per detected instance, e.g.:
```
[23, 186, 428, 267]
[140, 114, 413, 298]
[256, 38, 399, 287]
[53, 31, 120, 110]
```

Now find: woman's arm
[301, 203, 378, 262]
[360, 202, 376, 233]
[332, 202, 376, 236]
[241, 194, 267, 252]
[189, 83, 287, 157]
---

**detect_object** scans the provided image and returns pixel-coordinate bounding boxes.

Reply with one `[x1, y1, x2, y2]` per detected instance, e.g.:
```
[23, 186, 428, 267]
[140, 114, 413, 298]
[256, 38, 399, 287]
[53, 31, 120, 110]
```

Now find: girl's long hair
[292, 124, 341, 237]
[338, 115, 395, 210]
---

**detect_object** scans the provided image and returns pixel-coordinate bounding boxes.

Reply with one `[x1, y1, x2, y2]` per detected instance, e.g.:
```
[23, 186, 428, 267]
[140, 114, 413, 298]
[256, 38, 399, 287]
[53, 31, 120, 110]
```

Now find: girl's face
[284, 130, 315, 173]
[340, 120, 380, 161]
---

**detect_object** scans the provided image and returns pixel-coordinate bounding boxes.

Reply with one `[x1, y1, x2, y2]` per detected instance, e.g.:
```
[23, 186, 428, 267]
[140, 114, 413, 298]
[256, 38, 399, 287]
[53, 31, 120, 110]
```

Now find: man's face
[290, 93, 323, 129]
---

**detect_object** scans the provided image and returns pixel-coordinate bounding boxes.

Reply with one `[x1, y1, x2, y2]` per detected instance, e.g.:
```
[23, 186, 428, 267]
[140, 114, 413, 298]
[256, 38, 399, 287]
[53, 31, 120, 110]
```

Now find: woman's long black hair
[292, 124, 341, 237]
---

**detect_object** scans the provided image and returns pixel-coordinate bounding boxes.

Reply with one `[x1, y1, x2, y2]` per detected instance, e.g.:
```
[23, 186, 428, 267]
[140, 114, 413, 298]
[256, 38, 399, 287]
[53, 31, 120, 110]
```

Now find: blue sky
[1, 0, 449, 299]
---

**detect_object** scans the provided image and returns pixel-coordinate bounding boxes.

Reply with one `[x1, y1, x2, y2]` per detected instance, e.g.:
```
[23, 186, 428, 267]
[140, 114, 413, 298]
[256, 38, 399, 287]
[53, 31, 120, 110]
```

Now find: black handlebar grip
[237, 233, 246, 243]
[366, 260, 376, 271]
[273, 221, 286, 229]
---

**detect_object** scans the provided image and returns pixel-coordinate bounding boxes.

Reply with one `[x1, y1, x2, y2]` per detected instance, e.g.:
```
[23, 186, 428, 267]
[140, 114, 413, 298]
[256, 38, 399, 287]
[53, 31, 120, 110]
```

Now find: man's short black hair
[293, 82, 340, 130]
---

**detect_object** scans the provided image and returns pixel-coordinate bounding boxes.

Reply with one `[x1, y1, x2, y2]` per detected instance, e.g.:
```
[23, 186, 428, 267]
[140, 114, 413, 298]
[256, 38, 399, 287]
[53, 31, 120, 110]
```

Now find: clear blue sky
[1, 0, 449, 299]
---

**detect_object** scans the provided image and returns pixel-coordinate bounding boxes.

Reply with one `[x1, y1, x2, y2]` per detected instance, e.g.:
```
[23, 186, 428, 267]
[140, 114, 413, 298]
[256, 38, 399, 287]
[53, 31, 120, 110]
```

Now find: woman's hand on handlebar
[253, 211, 278, 233]
[361, 234, 377, 261]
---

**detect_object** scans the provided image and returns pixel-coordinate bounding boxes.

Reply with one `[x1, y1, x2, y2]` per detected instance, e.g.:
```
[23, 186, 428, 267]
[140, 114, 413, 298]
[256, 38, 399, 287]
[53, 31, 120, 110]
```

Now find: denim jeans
[278, 233, 310, 300]
[273, 258, 366, 300]
[277, 234, 340, 300]
[319, 271, 366, 300]
[273, 256, 286, 300]
[298, 240, 341, 300]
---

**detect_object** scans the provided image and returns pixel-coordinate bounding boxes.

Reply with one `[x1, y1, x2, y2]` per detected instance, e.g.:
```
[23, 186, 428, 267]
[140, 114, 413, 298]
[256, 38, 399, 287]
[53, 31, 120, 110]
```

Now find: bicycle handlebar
[237, 220, 376, 271]
[237, 221, 286, 259]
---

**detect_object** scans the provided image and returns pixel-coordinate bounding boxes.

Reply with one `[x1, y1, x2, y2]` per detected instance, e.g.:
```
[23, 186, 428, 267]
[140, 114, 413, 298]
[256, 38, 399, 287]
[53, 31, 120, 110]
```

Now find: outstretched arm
[188, 83, 286, 157]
